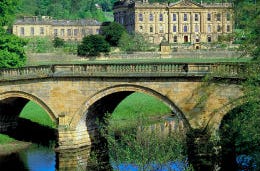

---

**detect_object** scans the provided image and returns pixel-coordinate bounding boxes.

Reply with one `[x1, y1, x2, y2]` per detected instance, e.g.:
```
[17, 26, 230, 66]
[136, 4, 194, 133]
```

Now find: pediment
[169, 0, 203, 8]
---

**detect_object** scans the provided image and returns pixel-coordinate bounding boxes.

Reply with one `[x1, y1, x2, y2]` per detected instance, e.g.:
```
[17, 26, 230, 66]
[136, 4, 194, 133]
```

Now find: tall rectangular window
[217, 25, 221, 32]
[150, 26, 153, 33]
[139, 13, 143, 22]
[159, 13, 163, 21]
[184, 25, 188, 32]
[159, 25, 164, 33]
[226, 13, 231, 21]
[54, 29, 58, 36]
[40, 27, 44, 35]
[67, 29, 72, 36]
[74, 29, 78, 36]
[184, 13, 187, 21]
[149, 14, 153, 21]
[195, 25, 199, 32]
[174, 36, 177, 43]
[30, 27, 34, 36]
[20, 27, 24, 35]
[207, 13, 211, 21]
[173, 25, 177, 32]
[217, 13, 221, 21]
[207, 25, 211, 33]
[227, 25, 231, 32]
[61, 29, 64, 36]
[195, 14, 199, 21]
[173, 14, 177, 21]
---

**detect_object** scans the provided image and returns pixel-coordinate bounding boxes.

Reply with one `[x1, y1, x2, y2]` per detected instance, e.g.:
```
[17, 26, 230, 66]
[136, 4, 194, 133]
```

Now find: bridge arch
[205, 97, 245, 135]
[71, 84, 191, 131]
[0, 91, 57, 122]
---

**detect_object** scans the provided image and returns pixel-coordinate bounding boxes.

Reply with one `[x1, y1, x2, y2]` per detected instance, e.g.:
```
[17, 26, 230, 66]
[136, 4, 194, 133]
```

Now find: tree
[0, 28, 27, 68]
[77, 35, 110, 56]
[0, 0, 27, 68]
[53, 37, 65, 48]
[0, 0, 20, 27]
[101, 22, 126, 46]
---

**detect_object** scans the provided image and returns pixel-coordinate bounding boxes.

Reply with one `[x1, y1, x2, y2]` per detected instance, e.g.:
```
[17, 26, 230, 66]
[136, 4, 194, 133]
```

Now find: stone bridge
[0, 62, 249, 149]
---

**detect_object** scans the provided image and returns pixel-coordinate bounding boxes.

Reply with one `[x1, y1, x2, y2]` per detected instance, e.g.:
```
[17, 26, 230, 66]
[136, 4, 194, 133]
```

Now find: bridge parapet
[0, 62, 255, 81]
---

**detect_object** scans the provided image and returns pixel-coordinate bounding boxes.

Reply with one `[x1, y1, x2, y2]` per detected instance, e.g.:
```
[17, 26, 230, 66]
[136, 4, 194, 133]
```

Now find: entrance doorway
[184, 36, 188, 43]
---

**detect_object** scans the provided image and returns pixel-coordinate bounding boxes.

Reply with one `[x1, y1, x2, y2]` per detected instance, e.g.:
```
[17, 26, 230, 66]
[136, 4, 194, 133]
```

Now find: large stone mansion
[12, 16, 103, 41]
[12, 0, 234, 47]
[113, 0, 234, 45]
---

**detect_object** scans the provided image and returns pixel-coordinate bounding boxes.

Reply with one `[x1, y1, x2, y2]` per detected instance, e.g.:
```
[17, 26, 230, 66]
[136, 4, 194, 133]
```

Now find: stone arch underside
[0, 91, 57, 128]
[205, 96, 245, 135]
[71, 84, 191, 132]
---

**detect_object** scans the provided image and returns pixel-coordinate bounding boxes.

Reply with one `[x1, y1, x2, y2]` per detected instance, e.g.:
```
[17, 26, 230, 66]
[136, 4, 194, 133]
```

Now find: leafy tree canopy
[77, 35, 110, 56]
[101, 22, 126, 46]
[0, 28, 27, 68]
[0, 0, 20, 27]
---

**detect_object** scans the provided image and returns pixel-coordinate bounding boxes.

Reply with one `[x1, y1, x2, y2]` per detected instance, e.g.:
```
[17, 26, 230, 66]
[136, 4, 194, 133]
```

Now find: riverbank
[0, 141, 31, 156]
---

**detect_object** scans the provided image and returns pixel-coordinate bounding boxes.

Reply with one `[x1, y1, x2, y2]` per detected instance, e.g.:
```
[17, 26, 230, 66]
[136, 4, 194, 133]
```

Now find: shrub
[77, 35, 110, 56]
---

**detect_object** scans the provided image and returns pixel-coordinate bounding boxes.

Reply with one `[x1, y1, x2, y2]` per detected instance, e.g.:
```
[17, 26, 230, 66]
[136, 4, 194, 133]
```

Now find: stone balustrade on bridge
[0, 62, 252, 81]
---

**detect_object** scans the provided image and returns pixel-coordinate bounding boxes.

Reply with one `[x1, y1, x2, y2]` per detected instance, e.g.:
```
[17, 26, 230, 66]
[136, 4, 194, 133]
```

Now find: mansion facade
[12, 16, 103, 41]
[113, 0, 234, 45]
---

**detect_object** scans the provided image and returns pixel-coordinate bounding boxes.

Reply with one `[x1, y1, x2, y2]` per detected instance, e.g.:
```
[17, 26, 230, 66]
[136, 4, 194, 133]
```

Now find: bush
[0, 28, 27, 68]
[53, 37, 65, 48]
[25, 37, 54, 53]
[101, 22, 126, 46]
[77, 35, 110, 56]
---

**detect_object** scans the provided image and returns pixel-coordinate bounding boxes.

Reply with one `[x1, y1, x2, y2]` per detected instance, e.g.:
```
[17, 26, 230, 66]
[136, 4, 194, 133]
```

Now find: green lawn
[110, 92, 171, 130]
[0, 134, 15, 144]
[19, 101, 56, 128]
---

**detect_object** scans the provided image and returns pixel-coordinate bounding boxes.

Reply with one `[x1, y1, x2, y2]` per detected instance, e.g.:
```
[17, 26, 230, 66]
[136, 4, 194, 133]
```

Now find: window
[195, 25, 199, 32]
[96, 29, 100, 34]
[74, 29, 78, 36]
[150, 26, 153, 33]
[139, 13, 143, 22]
[207, 25, 211, 33]
[184, 13, 187, 21]
[217, 13, 221, 21]
[226, 13, 231, 21]
[174, 36, 178, 43]
[207, 13, 211, 21]
[61, 29, 64, 36]
[149, 14, 153, 21]
[195, 14, 199, 21]
[40, 27, 44, 35]
[81, 29, 85, 36]
[196, 36, 200, 43]
[183, 25, 188, 32]
[173, 25, 177, 32]
[217, 25, 221, 32]
[159, 25, 163, 33]
[173, 13, 177, 21]
[207, 36, 211, 43]
[139, 26, 143, 32]
[30, 27, 34, 36]
[20, 27, 24, 35]
[159, 13, 163, 21]
[54, 29, 58, 36]
[67, 29, 72, 36]
[227, 25, 231, 32]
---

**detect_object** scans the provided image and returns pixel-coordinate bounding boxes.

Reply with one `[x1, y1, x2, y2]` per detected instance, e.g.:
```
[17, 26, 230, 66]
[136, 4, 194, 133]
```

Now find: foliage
[220, 102, 260, 170]
[99, 115, 191, 171]
[0, 0, 20, 27]
[53, 37, 65, 48]
[25, 37, 54, 53]
[119, 33, 151, 52]
[101, 22, 126, 46]
[0, 28, 27, 68]
[18, 0, 111, 21]
[77, 35, 110, 56]
[20, 101, 56, 128]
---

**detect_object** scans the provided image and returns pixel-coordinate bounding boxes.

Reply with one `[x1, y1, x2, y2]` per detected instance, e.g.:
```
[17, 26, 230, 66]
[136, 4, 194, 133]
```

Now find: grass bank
[19, 101, 56, 129]
[110, 92, 171, 130]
